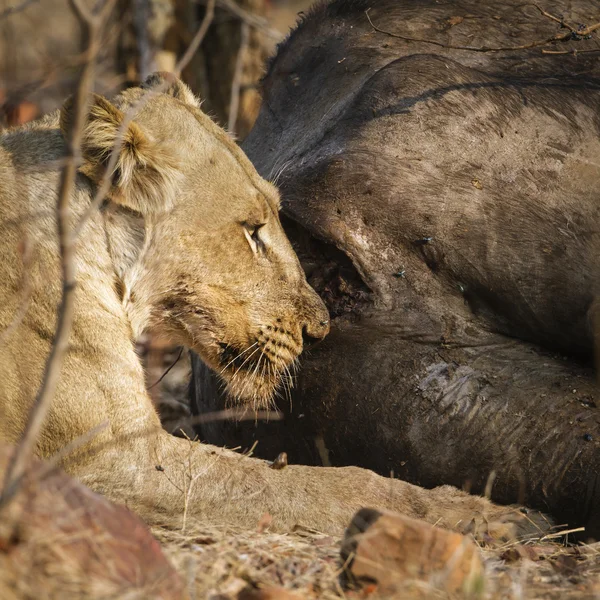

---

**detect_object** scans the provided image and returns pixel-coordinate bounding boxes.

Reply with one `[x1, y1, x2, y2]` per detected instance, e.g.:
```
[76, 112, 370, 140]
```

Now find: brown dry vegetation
[156, 522, 600, 599]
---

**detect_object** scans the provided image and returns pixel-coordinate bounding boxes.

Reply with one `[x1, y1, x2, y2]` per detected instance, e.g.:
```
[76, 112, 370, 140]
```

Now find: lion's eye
[243, 224, 265, 254]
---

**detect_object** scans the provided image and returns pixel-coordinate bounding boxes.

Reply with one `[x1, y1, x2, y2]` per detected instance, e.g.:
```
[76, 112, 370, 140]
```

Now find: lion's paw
[460, 505, 552, 543]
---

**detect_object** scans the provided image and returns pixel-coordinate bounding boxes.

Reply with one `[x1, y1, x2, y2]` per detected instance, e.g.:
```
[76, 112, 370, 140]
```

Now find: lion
[0, 72, 543, 536]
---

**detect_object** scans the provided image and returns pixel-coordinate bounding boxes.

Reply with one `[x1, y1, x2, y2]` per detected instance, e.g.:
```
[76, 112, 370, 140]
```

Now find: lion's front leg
[90, 431, 550, 538]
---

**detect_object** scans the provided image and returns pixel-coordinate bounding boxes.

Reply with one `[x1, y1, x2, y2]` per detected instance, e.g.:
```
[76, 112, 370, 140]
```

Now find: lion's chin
[221, 368, 281, 410]
[197, 342, 292, 409]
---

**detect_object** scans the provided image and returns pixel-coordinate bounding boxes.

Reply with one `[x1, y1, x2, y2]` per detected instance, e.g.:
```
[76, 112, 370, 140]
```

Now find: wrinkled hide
[191, 0, 600, 535]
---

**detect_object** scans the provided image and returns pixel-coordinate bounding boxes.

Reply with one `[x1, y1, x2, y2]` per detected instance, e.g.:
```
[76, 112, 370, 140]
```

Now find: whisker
[239, 350, 264, 403]
[250, 353, 265, 412]
[218, 341, 259, 375]
[232, 345, 261, 375]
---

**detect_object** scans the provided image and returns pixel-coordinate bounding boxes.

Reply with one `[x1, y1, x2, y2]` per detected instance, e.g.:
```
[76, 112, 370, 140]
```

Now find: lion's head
[61, 73, 329, 407]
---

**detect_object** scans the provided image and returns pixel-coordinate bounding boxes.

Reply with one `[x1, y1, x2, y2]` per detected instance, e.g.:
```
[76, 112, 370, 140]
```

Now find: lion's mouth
[216, 340, 296, 406]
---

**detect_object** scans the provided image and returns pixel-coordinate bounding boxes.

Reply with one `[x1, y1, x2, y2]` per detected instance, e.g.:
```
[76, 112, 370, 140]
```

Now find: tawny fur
[0, 74, 542, 536]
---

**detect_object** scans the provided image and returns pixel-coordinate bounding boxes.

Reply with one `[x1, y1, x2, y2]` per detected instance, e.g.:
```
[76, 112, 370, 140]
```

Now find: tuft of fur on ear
[60, 94, 181, 215]
[141, 72, 200, 108]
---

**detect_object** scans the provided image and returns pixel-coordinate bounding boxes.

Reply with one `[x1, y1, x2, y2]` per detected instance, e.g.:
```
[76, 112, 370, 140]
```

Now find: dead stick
[532, 3, 571, 30]
[365, 7, 600, 53]
[175, 0, 216, 78]
[228, 21, 250, 135]
[0, 237, 32, 344]
[214, 0, 280, 40]
[532, 3, 600, 36]
[0, 0, 116, 506]
[541, 48, 600, 54]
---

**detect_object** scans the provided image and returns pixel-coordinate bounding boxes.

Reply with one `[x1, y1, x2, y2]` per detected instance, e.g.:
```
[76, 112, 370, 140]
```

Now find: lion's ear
[141, 72, 200, 107]
[60, 93, 180, 215]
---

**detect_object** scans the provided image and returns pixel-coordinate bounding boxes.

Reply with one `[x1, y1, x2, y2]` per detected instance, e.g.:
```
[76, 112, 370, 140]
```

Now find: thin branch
[33, 421, 109, 483]
[0, 0, 116, 506]
[210, 0, 281, 40]
[584, 23, 600, 36]
[175, 0, 216, 77]
[0, 422, 108, 527]
[71, 0, 216, 240]
[148, 347, 184, 390]
[533, 3, 600, 37]
[365, 7, 600, 53]
[532, 3, 569, 28]
[186, 408, 283, 426]
[228, 21, 250, 135]
[541, 48, 600, 55]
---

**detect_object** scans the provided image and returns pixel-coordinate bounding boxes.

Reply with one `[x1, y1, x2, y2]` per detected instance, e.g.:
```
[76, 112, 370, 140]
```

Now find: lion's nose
[302, 318, 330, 348]
[300, 286, 330, 347]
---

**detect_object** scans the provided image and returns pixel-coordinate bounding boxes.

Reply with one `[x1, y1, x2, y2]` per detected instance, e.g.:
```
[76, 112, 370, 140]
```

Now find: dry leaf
[447, 15, 464, 26]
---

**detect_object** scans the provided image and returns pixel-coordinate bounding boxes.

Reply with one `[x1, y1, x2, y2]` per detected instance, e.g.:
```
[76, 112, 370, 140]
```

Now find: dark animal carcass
[191, 0, 600, 536]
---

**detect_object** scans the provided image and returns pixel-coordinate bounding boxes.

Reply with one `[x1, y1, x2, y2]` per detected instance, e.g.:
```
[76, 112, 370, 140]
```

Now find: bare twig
[0, 0, 38, 21]
[176, 0, 216, 78]
[186, 408, 283, 426]
[209, 0, 281, 40]
[576, 22, 600, 36]
[533, 4, 571, 29]
[540, 526, 586, 540]
[533, 3, 600, 36]
[72, 0, 216, 239]
[0, 420, 108, 528]
[148, 347, 184, 389]
[532, 3, 569, 28]
[180, 437, 220, 533]
[34, 421, 109, 482]
[541, 48, 600, 54]
[0, 0, 116, 506]
[365, 7, 600, 53]
[228, 21, 250, 135]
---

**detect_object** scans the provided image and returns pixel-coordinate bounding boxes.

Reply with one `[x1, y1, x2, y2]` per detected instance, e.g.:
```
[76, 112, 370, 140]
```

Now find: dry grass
[154, 521, 600, 599]
[155, 522, 343, 599]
